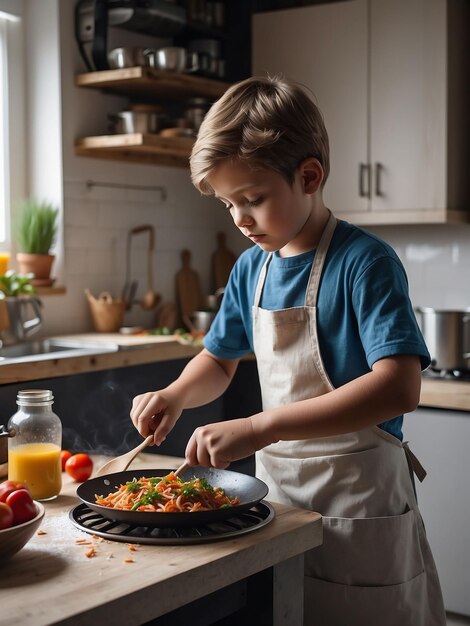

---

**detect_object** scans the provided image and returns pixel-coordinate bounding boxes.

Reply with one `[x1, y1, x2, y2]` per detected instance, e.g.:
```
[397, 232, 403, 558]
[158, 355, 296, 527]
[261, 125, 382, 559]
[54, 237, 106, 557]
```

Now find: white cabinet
[252, 0, 470, 225]
[404, 407, 470, 616]
[370, 0, 446, 214]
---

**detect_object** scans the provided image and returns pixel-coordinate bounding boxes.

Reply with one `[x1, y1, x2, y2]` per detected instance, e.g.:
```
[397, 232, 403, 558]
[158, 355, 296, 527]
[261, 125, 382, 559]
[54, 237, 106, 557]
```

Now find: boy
[130, 76, 445, 625]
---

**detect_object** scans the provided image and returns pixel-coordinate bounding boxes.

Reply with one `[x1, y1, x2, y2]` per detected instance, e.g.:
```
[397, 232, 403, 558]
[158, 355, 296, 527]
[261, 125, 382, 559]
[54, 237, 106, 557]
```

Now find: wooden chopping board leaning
[212, 232, 236, 291]
[175, 249, 204, 329]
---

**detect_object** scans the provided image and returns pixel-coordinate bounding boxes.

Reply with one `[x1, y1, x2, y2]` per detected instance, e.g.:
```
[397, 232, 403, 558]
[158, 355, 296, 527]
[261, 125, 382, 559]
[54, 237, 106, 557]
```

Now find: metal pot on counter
[187, 310, 216, 333]
[415, 307, 470, 371]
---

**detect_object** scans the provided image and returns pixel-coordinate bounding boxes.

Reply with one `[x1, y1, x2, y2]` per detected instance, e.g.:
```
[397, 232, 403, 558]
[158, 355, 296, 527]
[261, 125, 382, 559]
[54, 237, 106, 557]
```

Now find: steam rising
[62, 378, 140, 455]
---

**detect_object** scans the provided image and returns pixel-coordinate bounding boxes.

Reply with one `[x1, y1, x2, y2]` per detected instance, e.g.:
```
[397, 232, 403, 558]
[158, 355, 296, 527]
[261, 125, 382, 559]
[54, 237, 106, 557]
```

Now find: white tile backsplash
[39, 168, 245, 336]
[367, 224, 470, 310]
[42, 205, 470, 337]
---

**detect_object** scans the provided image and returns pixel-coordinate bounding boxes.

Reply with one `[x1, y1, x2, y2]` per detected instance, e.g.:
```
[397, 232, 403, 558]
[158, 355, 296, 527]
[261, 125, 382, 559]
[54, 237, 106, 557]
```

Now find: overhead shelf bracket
[86, 179, 167, 201]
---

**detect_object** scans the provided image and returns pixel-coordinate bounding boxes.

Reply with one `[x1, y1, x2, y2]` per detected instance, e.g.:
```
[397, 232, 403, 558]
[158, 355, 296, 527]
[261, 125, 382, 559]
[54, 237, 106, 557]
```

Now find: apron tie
[403, 441, 427, 483]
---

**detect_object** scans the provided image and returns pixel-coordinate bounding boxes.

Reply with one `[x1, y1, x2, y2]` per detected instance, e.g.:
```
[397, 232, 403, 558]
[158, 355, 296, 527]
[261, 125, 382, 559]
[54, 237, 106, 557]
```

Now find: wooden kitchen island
[0, 453, 322, 626]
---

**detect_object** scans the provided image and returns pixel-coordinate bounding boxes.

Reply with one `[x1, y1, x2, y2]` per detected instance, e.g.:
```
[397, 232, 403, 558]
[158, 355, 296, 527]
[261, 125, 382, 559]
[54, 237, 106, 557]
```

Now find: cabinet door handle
[375, 162, 385, 197]
[359, 163, 371, 197]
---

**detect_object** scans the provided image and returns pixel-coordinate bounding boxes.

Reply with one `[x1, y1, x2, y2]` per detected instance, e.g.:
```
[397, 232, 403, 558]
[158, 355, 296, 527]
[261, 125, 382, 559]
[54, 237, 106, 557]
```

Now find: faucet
[0, 296, 43, 346]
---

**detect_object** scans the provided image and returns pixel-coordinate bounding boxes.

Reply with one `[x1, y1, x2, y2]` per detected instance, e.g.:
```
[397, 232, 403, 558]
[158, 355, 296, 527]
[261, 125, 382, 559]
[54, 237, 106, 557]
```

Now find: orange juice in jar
[7, 390, 62, 500]
[8, 442, 61, 500]
[0, 251, 9, 275]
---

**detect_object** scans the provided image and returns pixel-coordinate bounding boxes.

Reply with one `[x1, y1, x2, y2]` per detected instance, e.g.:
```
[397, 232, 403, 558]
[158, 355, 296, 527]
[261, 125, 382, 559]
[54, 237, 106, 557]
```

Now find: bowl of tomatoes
[0, 481, 45, 563]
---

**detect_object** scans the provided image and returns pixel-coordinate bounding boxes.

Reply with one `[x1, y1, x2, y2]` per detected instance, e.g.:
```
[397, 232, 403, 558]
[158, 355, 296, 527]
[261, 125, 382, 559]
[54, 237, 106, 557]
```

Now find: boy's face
[208, 159, 315, 257]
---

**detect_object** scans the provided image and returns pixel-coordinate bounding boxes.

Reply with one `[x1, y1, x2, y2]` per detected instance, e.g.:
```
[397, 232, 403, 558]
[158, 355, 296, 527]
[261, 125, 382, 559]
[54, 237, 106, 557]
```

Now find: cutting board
[51, 333, 178, 347]
[175, 249, 203, 326]
[212, 232, 236, 290]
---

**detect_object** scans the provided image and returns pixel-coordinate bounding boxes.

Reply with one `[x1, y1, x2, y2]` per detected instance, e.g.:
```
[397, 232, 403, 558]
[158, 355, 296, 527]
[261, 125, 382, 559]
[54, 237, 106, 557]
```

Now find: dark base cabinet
[144, 565, 292, 626]
[0, 359, 261, 476]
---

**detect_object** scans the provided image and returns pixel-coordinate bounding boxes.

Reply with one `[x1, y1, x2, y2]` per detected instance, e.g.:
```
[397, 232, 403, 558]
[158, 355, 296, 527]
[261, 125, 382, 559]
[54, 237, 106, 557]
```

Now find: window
[0, 15, 8, 243]
[0, 5, 24, 249]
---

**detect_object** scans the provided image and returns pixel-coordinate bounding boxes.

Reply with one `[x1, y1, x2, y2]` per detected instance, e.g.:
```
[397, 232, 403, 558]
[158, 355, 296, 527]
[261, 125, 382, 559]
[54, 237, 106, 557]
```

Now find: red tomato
[0, 502, 14, 529]
[5, 489, 37, 525]
[0, 480, 27, 503]
[65, 453, 93, 482]
[60, 450, 72, 471]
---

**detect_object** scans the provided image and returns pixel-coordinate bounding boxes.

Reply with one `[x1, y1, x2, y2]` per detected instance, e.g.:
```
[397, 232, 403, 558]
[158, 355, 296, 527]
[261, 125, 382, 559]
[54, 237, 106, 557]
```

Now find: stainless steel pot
[187, 310, 216, 333]
[144, 47, 199, 73]
[415, 307, 470, 371]
[108, 107, 166, 134]
[187, 39, 223, 78]
[108, 47, 146, 69]
[184, 97, 209, 131]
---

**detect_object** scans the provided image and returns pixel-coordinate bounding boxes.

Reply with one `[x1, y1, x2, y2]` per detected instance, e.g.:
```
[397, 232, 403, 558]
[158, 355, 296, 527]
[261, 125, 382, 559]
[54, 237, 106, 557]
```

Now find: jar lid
[17, 389, 54, 405]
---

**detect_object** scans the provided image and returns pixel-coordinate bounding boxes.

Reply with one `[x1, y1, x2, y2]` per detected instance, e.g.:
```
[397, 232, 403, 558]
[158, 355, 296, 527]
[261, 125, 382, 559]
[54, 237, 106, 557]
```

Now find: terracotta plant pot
[16, 253, 55, 286]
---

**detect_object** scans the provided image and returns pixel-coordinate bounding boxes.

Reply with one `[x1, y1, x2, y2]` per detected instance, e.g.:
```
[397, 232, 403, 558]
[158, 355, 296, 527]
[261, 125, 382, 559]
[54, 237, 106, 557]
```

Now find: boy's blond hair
[190, 75, 330, 194]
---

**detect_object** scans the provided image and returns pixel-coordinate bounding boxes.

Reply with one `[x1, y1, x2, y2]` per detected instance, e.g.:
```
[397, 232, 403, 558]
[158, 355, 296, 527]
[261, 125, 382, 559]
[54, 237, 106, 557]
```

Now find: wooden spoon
[94, 435, 154, 477]
[173, 461, 189, 477]
[141, 225, 160, 310]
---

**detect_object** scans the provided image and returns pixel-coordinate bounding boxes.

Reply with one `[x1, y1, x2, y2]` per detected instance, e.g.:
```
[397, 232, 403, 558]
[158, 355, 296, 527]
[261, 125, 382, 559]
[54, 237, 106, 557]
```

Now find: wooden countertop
[0, 335, 201, 384]
[0, 453, 322, 626]
[419, 377, 470, 411]
[0, 333, 468, 412]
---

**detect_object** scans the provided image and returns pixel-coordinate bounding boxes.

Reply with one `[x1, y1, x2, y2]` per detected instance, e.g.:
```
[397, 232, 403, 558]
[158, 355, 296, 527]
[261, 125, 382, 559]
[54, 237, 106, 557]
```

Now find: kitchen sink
[0, 338, 119, 364]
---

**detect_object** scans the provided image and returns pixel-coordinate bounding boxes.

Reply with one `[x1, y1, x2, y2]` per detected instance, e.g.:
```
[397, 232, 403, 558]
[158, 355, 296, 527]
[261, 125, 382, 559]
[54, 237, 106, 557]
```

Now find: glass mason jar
[8, 389, 62, 501]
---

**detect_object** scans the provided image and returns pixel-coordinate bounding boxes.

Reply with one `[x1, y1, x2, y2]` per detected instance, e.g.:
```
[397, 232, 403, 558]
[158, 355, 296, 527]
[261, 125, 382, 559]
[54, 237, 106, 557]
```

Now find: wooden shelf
[75, 67, 230, 101]
[74, 69, 229, 168]
[35, 285, 66, 296]
[335, 208, 470, 226]
[75, 133, 195, 167]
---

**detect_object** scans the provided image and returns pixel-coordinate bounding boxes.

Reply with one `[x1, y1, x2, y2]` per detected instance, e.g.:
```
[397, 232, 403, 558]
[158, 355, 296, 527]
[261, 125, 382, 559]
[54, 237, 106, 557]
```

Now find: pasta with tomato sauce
[95, 473, 239, 513]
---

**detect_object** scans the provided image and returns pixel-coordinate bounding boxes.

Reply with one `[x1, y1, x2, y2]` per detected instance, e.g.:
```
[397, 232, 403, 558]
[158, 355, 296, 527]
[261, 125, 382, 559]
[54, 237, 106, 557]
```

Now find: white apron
[253, 212, 446, 626]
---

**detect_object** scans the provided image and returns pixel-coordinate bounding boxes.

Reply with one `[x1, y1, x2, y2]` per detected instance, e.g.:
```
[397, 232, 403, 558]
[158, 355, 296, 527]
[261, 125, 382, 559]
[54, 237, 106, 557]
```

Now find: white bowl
[0, 502, 45, 563]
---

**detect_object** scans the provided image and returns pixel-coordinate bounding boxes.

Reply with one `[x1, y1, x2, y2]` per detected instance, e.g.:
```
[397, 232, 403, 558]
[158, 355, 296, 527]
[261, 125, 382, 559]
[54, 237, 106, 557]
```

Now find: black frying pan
[76, 467, 268, 528]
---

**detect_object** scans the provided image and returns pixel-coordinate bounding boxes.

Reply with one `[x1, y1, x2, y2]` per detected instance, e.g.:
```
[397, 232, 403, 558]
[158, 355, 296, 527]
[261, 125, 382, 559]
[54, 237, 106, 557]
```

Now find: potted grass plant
[15, 199, 58, 286]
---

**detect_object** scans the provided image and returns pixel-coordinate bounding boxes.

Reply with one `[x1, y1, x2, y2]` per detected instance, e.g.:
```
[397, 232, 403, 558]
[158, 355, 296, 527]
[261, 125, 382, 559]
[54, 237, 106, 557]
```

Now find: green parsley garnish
[198, 477, 214, 492]
[180, 483, 198, 497]
[125, 481, 142, 493]
[131, 489, 164, 511]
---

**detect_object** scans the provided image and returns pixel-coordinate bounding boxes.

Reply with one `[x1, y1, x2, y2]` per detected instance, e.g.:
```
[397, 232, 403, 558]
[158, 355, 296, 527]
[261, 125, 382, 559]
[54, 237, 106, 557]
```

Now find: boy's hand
[185, 418, 258, 469]
[130, 390, 183, 446]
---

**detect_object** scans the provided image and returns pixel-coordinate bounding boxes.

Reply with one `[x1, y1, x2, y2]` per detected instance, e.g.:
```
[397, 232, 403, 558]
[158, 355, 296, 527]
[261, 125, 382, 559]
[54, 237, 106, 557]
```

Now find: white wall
[22, 0, 247, 335]
[0, 0, 22, 17]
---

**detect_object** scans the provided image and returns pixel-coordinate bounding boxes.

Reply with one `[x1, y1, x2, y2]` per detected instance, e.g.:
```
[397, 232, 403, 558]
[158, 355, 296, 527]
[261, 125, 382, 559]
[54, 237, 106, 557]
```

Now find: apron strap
[305, 211, 338, 308]
[253, 254, 272, 308]
[403, 441, 427, 483]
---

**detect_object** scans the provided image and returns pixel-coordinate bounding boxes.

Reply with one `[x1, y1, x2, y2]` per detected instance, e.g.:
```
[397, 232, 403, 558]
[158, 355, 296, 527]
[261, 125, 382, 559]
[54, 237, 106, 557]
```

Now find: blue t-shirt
[204, 220, 430, 440]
